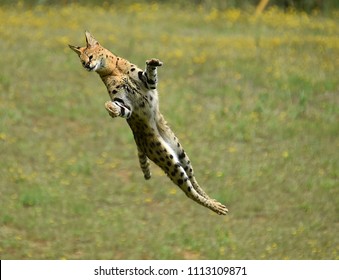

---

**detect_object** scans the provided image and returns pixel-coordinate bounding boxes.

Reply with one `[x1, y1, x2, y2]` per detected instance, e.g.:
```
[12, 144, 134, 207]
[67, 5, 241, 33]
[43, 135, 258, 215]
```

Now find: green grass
[0, 3, 338, 259]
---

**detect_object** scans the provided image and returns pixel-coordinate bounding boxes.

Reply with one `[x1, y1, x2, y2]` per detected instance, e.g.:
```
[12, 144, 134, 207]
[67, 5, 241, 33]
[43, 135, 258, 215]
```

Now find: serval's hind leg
[137, 147, 151, 180]
[176, 149, 211, 200]
[150, 139, 228, 215]
[170, 162, 228, 215]
[165, 135, 212, 201]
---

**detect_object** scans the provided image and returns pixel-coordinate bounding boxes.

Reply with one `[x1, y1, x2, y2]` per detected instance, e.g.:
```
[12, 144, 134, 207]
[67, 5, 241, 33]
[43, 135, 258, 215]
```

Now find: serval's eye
[89, 55, 93, 60]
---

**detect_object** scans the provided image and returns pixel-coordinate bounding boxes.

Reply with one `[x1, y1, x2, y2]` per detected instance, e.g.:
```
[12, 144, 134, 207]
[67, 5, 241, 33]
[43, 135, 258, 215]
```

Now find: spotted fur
[69, 31, 228, 215]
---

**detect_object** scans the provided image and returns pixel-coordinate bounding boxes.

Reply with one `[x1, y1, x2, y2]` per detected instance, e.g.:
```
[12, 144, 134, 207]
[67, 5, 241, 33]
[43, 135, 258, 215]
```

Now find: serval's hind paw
[211, 200, 228, 215]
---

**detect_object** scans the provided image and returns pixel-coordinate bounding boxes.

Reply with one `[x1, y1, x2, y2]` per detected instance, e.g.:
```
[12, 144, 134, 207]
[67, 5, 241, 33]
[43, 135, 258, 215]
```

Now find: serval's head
[69, 31, 107, 72]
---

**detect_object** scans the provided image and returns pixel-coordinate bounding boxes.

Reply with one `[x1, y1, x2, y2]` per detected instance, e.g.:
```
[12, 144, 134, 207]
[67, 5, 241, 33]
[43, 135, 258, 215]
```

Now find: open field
[0, 3, 338, 259]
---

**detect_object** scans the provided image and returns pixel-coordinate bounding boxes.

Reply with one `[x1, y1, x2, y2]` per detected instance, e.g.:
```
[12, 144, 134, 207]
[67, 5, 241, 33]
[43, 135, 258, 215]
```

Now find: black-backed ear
[69, 45, 82, 56]
[85, 31, 99, 47]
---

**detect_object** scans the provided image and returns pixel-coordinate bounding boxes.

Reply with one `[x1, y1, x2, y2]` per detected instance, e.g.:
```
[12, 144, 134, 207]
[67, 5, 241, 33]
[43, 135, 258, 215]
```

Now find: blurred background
[1, 0, 339, 12]
[0, 0, 338, 259]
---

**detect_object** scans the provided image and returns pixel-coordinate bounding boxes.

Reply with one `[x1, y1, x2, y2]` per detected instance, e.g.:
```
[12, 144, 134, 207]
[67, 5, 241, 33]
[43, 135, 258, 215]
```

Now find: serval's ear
[85, 31, 99, 47]
[68, 45, 83, 56]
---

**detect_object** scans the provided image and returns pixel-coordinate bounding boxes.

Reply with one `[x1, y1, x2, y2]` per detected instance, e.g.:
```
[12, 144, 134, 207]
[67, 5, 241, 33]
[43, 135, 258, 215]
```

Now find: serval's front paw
[146, 58, 163, 67]
[105, 101, 120, 118]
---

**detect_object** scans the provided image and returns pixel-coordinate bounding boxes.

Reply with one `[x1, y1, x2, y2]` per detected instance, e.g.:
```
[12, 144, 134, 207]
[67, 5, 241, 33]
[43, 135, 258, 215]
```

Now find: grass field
[0, 3, 338, 259]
